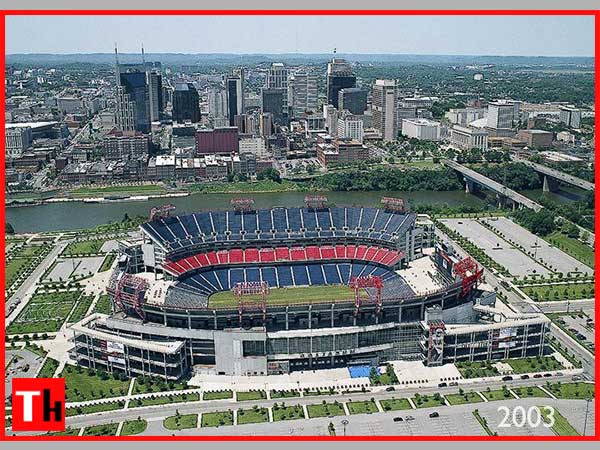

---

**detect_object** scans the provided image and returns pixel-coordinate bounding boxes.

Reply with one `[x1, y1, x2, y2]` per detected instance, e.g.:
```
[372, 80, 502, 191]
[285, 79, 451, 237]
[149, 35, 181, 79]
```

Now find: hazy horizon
[6, 15, 595, 57]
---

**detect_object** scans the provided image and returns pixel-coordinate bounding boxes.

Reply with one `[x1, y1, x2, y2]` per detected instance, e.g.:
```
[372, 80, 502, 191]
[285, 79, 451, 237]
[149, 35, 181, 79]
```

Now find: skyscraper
[266, 63, 288, 90]
[372, 79, 398, 141]
[326, 58, 356, 108]
[261, 88, 285, 125]
[339, 87, 367, 115]
[288, 70, 318, 118]
[173, 83, 201, 123]
[226, 69, 245, 126]
[148, 70, 163, 122]
[208, 88, 227, 119]
[114, 47, 151, 133]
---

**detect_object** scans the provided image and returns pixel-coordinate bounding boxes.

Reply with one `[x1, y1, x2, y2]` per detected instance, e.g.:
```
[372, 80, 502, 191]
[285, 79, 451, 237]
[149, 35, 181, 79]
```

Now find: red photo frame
[0, 7, 598, 442]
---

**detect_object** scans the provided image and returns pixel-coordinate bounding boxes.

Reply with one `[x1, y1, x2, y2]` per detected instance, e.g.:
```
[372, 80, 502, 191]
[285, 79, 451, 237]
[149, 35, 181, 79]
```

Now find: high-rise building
[266, 63, 288, 90]
[372, 79, 398, 141]
[326, 58, 356, 108]
[208, 88, 227, 119]
[288, 70, 318, 118]
[114, 49, 151, 133]
[148, 70, 163, 122]
[338, 87, 367, 115]
[487, 101, 517, 129]
[261, 88, 285, 125]
[559, 106, 582, 129]
[173, 83, 201, 123]
[226, 69, 245, 126]
[337, 110, 364, 143]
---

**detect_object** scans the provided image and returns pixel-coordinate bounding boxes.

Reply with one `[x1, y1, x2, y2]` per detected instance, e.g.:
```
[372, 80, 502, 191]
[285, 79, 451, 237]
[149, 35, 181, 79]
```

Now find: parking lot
[439, 218, 550, 278]
[45, 256, 105, 282]
[5, 347, 44, 403]
[480, 217, 592, 275]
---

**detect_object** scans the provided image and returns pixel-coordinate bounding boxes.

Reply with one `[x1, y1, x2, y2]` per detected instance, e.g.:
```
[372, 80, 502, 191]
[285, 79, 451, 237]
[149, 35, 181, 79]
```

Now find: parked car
[449, 381, 459, 386]
[393, 417, 403, 422]
[406, 416, 415, 421]
[533, 374, 543, 379]
[429, 412, 440, 418]
[386, 386, 396, 392]
[543, 373, 553, 378]
[520, 374, 530, 380]
[438, 382, 447, 388]
[502, 376, 513, 381]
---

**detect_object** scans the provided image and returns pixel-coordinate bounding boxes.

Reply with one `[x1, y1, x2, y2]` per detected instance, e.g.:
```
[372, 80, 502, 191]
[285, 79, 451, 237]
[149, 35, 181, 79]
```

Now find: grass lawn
[505, 356, 564, 374]
[545, 382, 595, 400]
[455, 361, 499, 378]
[6, 257, 31, 287]
[201, 411, 234, 427]
[7, 290, 82, 334]
[473, 410, 495, 436]
[445, 392, 484, 405]
[99, 253, 117, 272]
[547, 231, 594, 268]
[541, 407, 580, 436]
[190, 179, 299, 194]
[163, 414, 197, 430]
[272, 404, 305, 421]
[209, 284, 353, 308]
[83, 423, 119, 436]
[61, 365, 130, 402]
[67, 401, 125, 417]
[523, 283, 594, 301]
[93, 294, 113, 314]
[63, 239, 106, 256]
[347, 400, 379, 415]
[236, 390, 267, 402]
[481, 388, 514, 402]
[237, 407, 269, 425]
[511, 386, 550, 398]
[37, 357, 60, 378]
[132, 392, 200, 407]
[307, 401, 346, 418]
[67, 295, 95, 323]
[132, 377, 188, 394]
[46, 428, 81, 436]
[412, 394, 446, 409]
[17, 245, 44, 257]
[270, 389, 300, 399]
[380, 398, 412, 411]
[203, 390, 233, 401]
[120, 419, 148, 436]
[70, 184, 166, 197]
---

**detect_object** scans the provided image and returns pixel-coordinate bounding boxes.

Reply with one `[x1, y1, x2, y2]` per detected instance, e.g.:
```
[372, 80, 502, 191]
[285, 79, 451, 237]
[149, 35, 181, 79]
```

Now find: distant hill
[5, 53, 594, 67]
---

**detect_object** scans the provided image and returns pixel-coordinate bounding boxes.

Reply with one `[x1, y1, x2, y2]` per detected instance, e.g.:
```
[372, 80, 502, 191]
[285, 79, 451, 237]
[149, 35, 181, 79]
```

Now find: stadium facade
[71, 203, 551, 380]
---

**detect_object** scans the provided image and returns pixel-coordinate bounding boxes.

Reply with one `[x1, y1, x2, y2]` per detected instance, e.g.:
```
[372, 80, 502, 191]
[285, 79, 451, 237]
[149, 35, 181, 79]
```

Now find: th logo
[12, 378, 65, 432]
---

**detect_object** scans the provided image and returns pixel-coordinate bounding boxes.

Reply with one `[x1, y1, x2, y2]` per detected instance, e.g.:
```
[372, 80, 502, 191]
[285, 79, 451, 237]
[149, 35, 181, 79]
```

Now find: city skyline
[6, 15, 595, 56]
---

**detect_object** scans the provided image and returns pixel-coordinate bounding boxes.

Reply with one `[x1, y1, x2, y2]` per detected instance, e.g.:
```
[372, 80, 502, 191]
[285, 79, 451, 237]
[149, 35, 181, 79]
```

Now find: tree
[257, 168, 281, 183]
[6, 223, 15, 234]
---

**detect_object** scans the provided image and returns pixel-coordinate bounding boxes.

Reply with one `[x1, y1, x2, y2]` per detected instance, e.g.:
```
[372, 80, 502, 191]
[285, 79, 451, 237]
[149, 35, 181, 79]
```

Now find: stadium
[71, 196, 550, 380]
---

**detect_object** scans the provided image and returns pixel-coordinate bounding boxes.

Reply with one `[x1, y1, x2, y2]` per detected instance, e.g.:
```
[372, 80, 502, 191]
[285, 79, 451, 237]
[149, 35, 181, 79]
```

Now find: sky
[5, 15, 595, 56]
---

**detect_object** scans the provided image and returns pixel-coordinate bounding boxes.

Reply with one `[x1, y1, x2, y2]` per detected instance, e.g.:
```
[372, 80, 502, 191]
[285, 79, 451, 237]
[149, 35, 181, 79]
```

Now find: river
[6, 188, 584, 234]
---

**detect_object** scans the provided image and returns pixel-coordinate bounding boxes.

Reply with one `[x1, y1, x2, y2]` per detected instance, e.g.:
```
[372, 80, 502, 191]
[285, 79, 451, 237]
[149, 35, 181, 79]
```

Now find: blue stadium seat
[346, 207, 360, 229]
[276, 266, 293, 286]
[211, 211, 227, 234]
[330, 207, 345, 229]
[257, 209, 272, 231]
[316, 209, 332, 229]
[242, 211, 258, 233]
[292, 265, 309, 286]
[307, 264, 325, 285]
[272, 208, 287, 231]
[323, 264, 341, 284]
[286, 208, 302, 231]
[245, 267, 261, 283]
[260, 267, 277, 287]
[227, 211, 242, 233]
[301, 208, 317, 230]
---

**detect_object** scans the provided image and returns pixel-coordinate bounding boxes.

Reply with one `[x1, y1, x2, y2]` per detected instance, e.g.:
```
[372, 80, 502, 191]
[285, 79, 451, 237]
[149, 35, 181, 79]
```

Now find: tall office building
[173, 83, 201, 123]
[266, 63, 288, 90]
[288, 70, 318, 118]
[337, 110, 364, 143]
[339, 87, 367, 115]
[261, 88, 285, 125]
[148, 70, 163, 122]
[487, 101, 517, 129]
[326, 58, 356, 108]
[559, 106, 582, 129]
[372, 79, 398, 141]
[114, 49, 151, 133]
[226, 69, 245, 126]
[208, 88, 227, 119]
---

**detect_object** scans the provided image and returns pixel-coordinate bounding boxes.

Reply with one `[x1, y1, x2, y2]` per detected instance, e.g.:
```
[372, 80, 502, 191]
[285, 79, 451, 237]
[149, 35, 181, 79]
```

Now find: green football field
[208, 284, 355, 308]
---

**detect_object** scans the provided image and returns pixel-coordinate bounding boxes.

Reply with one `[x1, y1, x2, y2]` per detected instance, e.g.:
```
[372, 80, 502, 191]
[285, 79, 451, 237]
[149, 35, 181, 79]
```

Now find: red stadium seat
[335, 245, 346, 259]
[275, 247, 290, 260]
[321, 246, 336, 259]
[229, 249, 244, 263]
[245, 248, 259, 263]
[355, 245, 368, 259]
[305, 246, 320, 260]
[291, 247, 306, 261]
[364, 246, 378, 261]
[346, 245, 357, 259]
[196, 253, 209, 266]
[372, 248, 388, 263]
[206, 251, 218, 265]
[217, 251, 229, 265]
[259, 248, 276, 262]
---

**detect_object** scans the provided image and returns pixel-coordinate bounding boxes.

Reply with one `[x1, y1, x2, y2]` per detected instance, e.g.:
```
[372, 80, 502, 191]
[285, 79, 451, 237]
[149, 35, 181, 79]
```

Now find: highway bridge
[511, 156, 594, 192]
[442, 159, 543, 211]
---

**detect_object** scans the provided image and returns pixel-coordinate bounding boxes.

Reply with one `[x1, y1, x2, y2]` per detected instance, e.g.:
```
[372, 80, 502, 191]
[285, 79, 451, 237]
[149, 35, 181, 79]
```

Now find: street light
[341, 419, 349, 436]
[583, 398, 591, 436]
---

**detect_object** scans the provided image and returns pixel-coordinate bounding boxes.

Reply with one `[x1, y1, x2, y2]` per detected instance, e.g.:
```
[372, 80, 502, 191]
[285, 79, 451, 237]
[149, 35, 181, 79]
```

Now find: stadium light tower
[231, 197, 256, 213]
[304, 194, 328, 209]
[149, 204, 176, 221]
[349, 275, 383, 318]
[234, 281, 269, 326]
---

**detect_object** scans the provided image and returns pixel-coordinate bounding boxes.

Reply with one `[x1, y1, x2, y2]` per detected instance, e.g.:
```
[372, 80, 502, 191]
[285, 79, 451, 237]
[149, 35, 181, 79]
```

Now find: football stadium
[71, 197, 551, 380]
